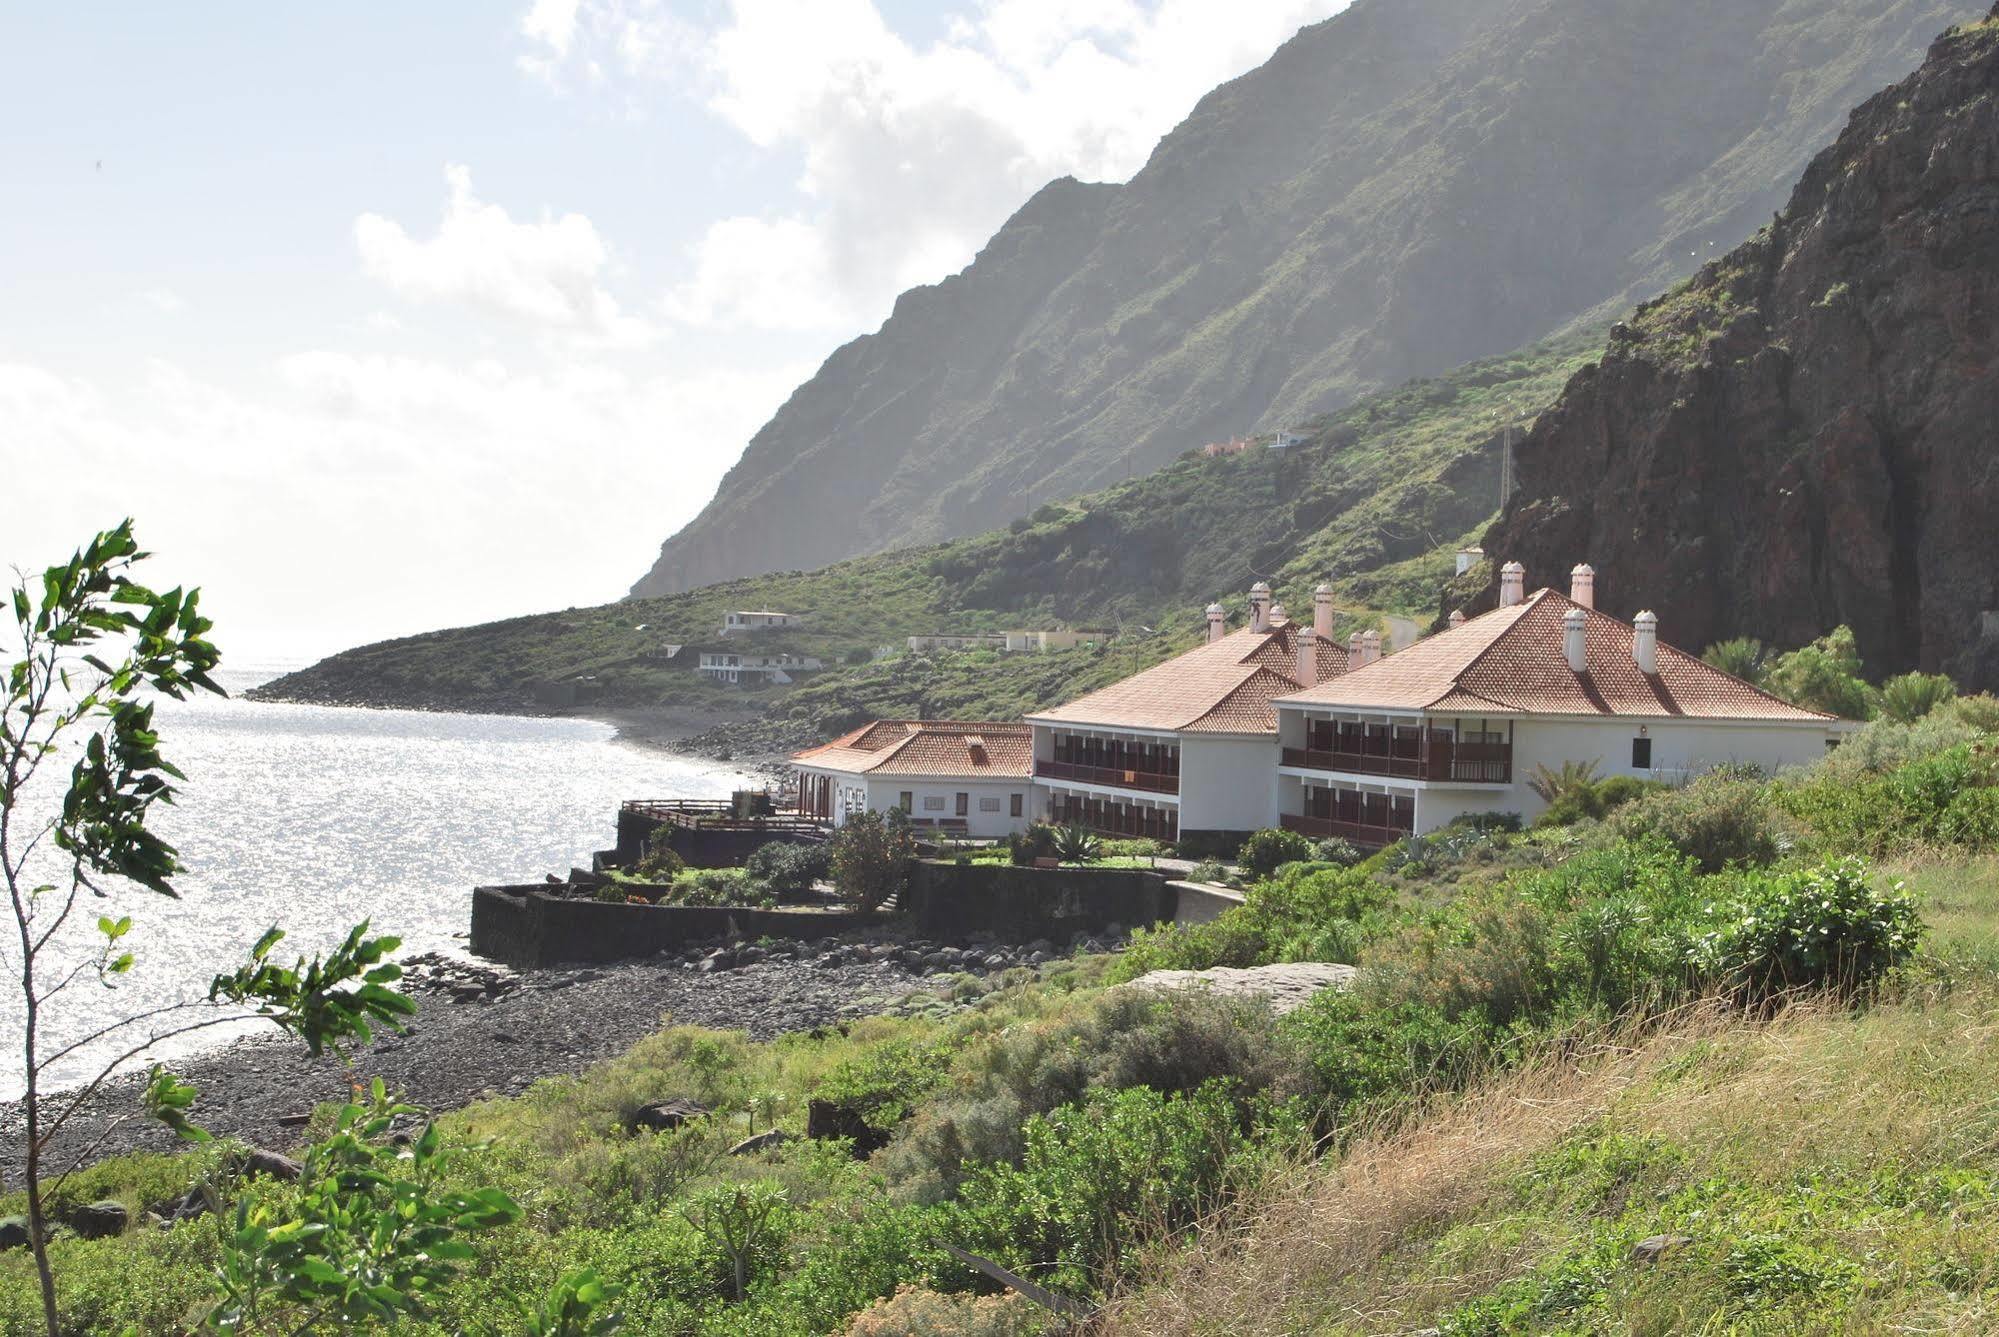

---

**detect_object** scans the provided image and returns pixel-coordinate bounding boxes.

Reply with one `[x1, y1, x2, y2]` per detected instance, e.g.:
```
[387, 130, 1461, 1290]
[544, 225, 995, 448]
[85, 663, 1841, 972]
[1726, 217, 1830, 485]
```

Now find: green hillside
[255, 328, 1603, 750]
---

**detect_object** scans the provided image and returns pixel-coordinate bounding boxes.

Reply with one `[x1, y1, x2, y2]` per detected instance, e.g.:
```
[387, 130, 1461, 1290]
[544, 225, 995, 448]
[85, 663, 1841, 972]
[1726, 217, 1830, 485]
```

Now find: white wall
[861, 776, 1038, 838]
[1178, 736, 1281, 832]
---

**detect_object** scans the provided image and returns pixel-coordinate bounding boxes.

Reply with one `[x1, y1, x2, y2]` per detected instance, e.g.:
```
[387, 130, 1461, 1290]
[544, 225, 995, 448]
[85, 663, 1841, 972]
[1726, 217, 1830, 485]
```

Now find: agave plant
[1052, 823, 1102, 864]
[1527, 758, 1602, 804]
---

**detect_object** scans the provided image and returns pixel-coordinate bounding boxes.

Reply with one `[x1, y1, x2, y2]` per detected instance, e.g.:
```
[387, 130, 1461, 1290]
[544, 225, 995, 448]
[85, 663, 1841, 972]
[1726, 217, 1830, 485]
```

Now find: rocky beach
[0, 929, 1109, 1182]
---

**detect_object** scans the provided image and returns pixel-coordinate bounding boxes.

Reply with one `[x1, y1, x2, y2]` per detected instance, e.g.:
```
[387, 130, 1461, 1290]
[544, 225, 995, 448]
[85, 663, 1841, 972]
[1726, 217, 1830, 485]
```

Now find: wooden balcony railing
[1280, 811, 1412, 849]
[1036, 759, 1180, 794]
[1280, 740, 1511, 784]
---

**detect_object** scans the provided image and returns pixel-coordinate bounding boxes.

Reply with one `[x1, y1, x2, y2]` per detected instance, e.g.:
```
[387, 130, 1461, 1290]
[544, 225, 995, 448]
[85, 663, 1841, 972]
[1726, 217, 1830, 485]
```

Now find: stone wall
[902, 861, 1174, 940]
[613, 807, 825, 869]
[470, 885, 873, 969]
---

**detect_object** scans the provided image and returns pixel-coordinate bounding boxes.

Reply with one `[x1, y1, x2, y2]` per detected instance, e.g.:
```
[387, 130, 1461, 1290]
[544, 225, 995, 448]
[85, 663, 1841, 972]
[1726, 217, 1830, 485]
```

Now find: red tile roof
[1278, 590, 1834, 721]
[790, 720, 1033, 778]
[1027, 620, 1350, 734]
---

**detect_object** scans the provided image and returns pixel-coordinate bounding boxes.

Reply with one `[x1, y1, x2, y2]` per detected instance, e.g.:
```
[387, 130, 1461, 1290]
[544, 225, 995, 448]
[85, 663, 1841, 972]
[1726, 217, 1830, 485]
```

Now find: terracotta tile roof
[790, 721, 1033, 778]
[1278, 591, 1835, 721]
[1028, 620, 1350, 735]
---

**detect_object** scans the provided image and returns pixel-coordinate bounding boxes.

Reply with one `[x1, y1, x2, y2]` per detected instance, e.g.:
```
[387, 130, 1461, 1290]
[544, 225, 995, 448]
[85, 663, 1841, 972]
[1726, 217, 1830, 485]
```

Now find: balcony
[1036, 758, 1180, 794]
[1280, 811, 1411, 849]
[1280, 739, 1511, 785]
[1050, 797, 1178, 841]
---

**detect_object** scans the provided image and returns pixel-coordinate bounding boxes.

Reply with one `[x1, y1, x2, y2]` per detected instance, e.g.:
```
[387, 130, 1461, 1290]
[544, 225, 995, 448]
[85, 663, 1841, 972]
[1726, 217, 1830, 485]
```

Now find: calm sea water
[3, 666, 752, 1095]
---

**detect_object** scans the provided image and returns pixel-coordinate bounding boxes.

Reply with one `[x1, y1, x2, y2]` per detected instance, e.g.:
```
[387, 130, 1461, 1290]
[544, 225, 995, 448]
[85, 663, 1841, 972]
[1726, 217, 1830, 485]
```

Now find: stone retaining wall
[613, 807, 825, 869]
[470, 885, 873, 969]
[902, 861, 1175, 940]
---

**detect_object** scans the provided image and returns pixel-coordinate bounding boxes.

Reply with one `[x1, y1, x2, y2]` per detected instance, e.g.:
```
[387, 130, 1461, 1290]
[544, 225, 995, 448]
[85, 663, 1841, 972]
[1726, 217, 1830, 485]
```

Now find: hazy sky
[1, 1, 1346, 663]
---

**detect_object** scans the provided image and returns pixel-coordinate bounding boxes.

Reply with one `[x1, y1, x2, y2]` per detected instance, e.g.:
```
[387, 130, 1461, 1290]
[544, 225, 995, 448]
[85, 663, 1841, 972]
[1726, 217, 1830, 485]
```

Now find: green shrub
[667, 867, 775, 908]
[1877, 670, 1958, 724]
[1448, 811, 1525, 835]
[1778, 741, 1999, 854]
[830, 808, 917, 912]
[1693, 857, 1921, 997]
[1594, 775, 1666, 812]
[1313, 836, 1365, 866]
[1099, 837, 1165, 860]
[1951, 692, 1999, 732]
[1109, 864, 1390, 980]
[817, 1040, 955, 1134]
[1527, 759, 1602, 806]
[1188, 858, 1230, 885]
[1702, 636, 1771, 686]
[1237, 827, 1316, 880]
[1005, 824, 1059, 866]
[1051, 824, 1102, 864]
[1766, 626, 1874, 719]
[744, 841, 830, 898]
[844, 1285, 1051, 1336]
[636, 825, 686, 880]
[1604, 775, 1779, 872]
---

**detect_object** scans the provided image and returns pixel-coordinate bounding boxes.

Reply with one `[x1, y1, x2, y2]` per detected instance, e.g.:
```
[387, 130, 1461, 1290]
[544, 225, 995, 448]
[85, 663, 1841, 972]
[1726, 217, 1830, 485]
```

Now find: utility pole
[1498, 423, 1515, 511]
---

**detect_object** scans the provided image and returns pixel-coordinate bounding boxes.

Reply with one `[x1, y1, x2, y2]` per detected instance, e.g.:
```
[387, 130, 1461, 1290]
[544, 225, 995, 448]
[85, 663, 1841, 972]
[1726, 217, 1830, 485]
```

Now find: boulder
[0, 1217, 28, 1250]
[1120, 962, 1359, 1016]
[806, 1098, 892, 1158]
[242, 1148, 303, 1182]
[68, 1201, 128, 1239]
[630, 1098, 710, 1133]
[1631, 1234, 1696, 1265]
[728, 1129, 796, 1157]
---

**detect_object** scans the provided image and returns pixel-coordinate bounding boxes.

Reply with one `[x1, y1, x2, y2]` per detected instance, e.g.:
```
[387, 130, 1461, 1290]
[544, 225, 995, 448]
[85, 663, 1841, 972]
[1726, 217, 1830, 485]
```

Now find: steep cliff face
[1478, 10, 1999, 687]
[635, 0, 1973, 597]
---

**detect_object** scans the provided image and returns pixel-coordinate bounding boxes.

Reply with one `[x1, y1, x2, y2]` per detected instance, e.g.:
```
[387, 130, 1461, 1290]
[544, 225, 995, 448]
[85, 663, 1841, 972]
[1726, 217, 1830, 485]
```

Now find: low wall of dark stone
[470, 885, 873, 969]
[613, 808, 825, 869]
[902, 861, 1174, 940]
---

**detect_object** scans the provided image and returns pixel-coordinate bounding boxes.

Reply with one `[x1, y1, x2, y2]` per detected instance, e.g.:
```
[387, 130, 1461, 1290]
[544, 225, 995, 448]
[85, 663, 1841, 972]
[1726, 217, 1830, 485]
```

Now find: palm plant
[1527, 758, 1602, 804]
[1702, 636, 1771, 686]
[1052, 823, 1102, 864]
[1877, 670, 1958, 724]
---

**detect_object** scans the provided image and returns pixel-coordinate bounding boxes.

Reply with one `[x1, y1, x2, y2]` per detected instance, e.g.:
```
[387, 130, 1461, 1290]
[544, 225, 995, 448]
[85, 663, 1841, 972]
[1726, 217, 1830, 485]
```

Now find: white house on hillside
[1023, 582, 1350, 843]
[698, 651, 823, 685]
[1271, 562, 1847, 845]
[720, 610, 793, 635]
[791, 721, 1035, 838]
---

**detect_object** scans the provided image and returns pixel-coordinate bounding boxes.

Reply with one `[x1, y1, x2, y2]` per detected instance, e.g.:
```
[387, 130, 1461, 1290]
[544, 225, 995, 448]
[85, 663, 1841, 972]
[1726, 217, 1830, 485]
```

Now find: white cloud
[138, 287, 187, 314]
[354, 164, 651, 344]
[0, 350, 806, 661]
[521, 0, 1349, 334]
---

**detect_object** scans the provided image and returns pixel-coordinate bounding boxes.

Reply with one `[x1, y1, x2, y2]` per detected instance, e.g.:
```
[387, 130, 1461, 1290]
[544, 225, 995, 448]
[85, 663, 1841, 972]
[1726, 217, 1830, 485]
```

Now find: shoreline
[0, 933, 1077, 1182]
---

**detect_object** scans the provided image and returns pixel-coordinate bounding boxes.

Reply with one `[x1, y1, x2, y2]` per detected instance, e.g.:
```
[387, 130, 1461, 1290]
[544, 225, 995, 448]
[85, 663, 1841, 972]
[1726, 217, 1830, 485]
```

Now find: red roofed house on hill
[790, 721, 1036, 839]
[1272, 563, 1850, 846]
[1024, 582, 1351, 845]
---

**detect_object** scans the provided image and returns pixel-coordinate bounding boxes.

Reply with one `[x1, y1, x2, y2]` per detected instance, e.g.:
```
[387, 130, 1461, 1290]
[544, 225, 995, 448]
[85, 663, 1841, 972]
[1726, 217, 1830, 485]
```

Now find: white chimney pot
[1570, 563, 1596, 609]
[1295, 625, 1318, 687]
[1314, 584, 1335, 638]
[1499, 561, 1527, 608]
[1249, 582, 1272, 634]
[1206, 602, 1228, 645]
[1633, 610, 1659, 675]
[1564, 606, 1588, 674]
[1361, 629, 1382, 666]
[1448, 609, 1467, 628]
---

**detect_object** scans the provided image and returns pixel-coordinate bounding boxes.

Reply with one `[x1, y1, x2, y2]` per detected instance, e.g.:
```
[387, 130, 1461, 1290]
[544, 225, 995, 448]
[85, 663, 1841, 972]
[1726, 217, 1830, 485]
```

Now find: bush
[1877, 670, 1959, 723]
[1766, 626, 1874, 719]
[830, 809, 917, 912]
[1694, 857, 1921, 997]
[1702, 636, 1771, 686]
[637, 826, 685, 880]
[1605, 775, 1780, 872]
[1595, 775, 1666, 812]
[744, 841, 829, 898]
[1051, 824, 1102, 864]
[1237, 827, 1315, 880]
[1006, 824, 1058, 866]
[844, 1286, 1050, 1337]
[1188, 858, 1230, 886]
[1778, 741, 1999, 854]
[666, 867, 775, 908]
[1313, 836, 1365, 867]
[1952, 692, 1999, 732]
[1109, 863, 1390, 981]
[1447, 811, 1525, 835]
[1099, 837, 1165, 860]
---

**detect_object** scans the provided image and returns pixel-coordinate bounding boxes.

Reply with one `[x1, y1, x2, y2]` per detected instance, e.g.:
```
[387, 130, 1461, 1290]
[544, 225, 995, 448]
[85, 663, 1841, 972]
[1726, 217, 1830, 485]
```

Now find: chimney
[1269, 601, 1288, 625]
[1633, 610, 1659, 675]
[1314, 583, 1336, 638]
[1206, 603, 1228, 644]
[1248, 581, 1272, 634]
[1570, 563, 1596, 608]
[1361, 629, 1382, 666]
[1564, 606, 1588, 674]
[1348, 631, 1364, 664]
[1295, 625, 1319, 687]
[1448, 609, 1467, 628]
[1499, 561, 1526, 608]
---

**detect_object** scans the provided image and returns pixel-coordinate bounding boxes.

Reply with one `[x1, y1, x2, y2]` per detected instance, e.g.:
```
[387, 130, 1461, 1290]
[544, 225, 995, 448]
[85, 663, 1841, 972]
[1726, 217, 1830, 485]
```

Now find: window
[979, 796, 1002, 812]
[956, 792, 970, 816]
[1631, 737, 1653, 769]
[1010, 793, 1023, 818]
[898, 792, 913, 812]
[923, 795, 947, 812]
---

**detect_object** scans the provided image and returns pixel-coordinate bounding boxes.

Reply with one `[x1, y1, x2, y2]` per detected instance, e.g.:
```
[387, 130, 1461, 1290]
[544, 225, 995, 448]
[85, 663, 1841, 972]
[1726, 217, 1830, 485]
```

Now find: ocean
[2, 665, 753, 1095]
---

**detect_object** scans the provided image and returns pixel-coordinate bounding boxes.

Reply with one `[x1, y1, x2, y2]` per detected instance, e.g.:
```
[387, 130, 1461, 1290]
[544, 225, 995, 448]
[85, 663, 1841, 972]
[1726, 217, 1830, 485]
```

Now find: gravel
[0, 930, 1113, 1182]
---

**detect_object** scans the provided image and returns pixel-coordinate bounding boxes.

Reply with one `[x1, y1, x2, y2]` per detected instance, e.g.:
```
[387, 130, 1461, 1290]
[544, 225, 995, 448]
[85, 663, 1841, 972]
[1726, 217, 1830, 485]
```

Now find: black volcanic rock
[635, 0, 1973, 597]
[1475, 9, 1999, 687]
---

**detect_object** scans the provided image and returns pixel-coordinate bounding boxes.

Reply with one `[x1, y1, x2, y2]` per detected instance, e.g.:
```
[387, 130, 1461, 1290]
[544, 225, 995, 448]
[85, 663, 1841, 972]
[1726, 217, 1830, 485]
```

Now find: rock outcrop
[634, 0, 1971, 598]
[1477, 11, 1999, 687]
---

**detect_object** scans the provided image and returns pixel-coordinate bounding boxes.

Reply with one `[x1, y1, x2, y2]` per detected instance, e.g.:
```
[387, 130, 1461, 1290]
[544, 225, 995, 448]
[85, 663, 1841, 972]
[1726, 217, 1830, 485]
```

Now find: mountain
[633, 0, 1974, 598]
[252, 327, 1602, 739]
[1475, 8, 1999, 687]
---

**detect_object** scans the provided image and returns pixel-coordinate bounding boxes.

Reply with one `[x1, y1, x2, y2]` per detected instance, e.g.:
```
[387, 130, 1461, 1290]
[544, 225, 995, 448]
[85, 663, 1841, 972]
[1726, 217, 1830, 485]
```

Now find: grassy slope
[1099, 855, 1999, 1335]
[256, 327, 1603, 748]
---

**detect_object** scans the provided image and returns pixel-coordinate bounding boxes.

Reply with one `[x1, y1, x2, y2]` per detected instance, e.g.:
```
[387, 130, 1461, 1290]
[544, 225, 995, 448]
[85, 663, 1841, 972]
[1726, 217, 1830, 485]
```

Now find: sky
[0, 0, 1348, 664]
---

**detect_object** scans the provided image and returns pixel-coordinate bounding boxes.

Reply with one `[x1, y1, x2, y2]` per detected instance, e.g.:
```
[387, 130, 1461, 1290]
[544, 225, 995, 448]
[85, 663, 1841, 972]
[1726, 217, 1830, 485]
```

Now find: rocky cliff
[634, 0, 1972, 597]
[1476, 9, 1999, 687]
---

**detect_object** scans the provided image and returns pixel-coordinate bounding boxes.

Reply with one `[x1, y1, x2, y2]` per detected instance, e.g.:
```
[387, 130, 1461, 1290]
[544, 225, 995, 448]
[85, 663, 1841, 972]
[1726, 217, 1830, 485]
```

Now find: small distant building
[697, 651, 823, 685]
[720, 610, 793, 636]
[1454, 546, 1485, 576]
[791, 721, 1036, 837]
[907, 633, 1007, 653]
[1271, 430, 1310, 450]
